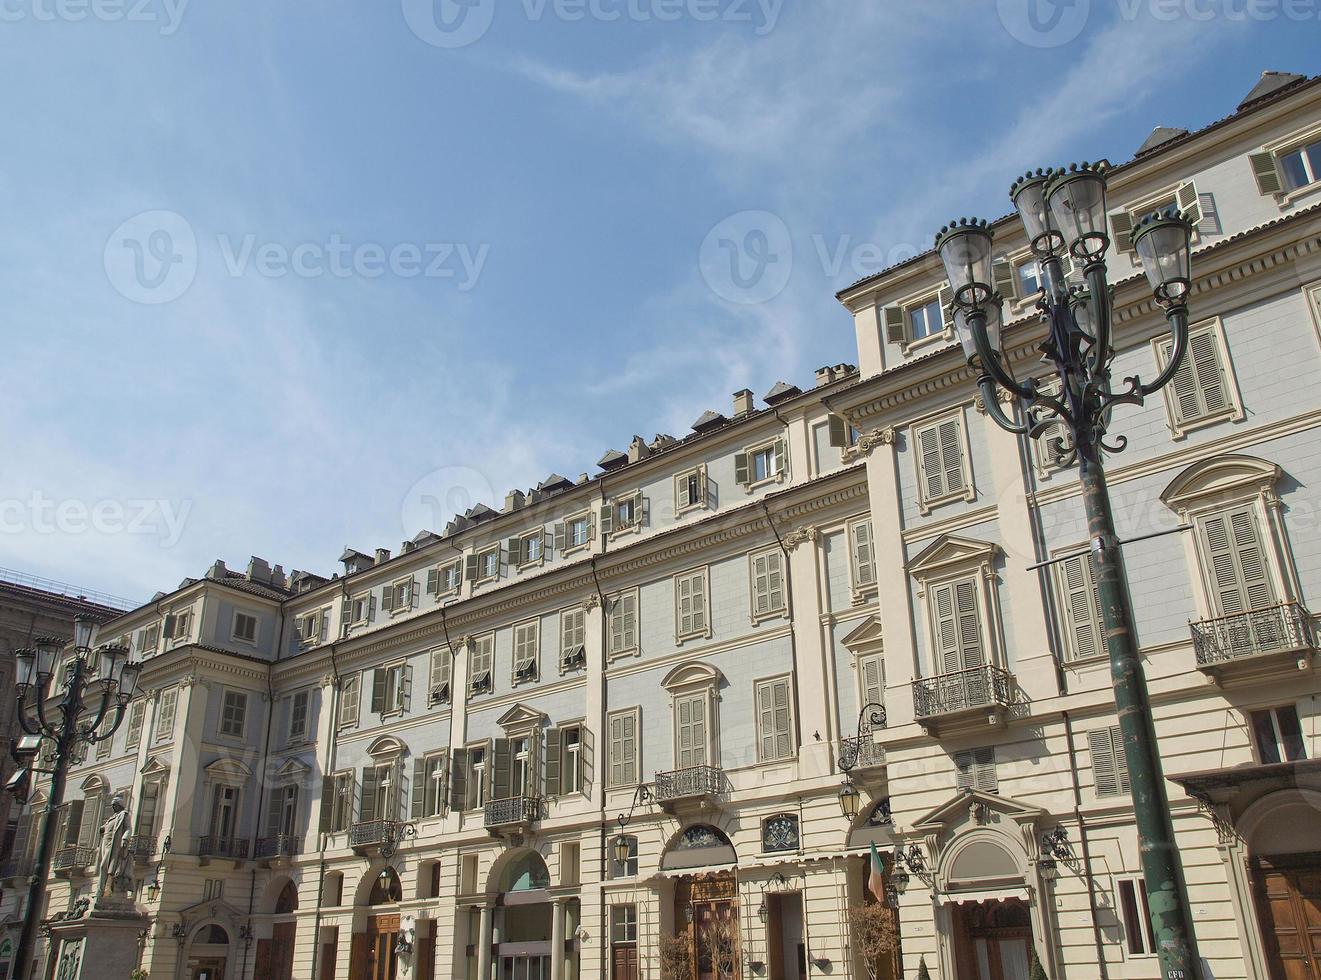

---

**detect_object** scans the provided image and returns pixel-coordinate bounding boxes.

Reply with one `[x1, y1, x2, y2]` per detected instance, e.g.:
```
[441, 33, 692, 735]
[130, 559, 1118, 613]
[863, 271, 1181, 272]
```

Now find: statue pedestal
[47, 897, 148, 980]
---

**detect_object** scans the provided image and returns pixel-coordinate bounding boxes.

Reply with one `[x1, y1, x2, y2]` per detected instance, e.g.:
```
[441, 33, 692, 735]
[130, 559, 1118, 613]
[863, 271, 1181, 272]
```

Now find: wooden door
[1255, 861, 1321, 979]
[267, 922, 296, 980]
[319, 931, 339, 980]
[611, 944, 639, 980]
[366, 914, 401, 980]
[349, 933, 369, 980]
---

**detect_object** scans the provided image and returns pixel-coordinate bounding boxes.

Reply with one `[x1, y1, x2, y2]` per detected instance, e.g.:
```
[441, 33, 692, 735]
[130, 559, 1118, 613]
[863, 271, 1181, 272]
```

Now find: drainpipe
[761, 501, 805, 753]
[1062, 709, 1108, 978]
[243, 644, 278, 980]
[309, 585, 347, 980]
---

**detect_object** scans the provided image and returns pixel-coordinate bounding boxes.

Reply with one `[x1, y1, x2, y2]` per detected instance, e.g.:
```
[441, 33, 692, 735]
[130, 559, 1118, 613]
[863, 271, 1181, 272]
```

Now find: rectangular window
[610, 838, 639, 879]
[931, 577, 985, 673]
[608, 591, 639, 658]
[371, 663, 409, 715]
[168, 608, 193, 642]
[288, 690, 310, 742]
[232, 612, 258, 644]
[338, 672, 361, 729]
[607, 708, 640, 788]
[429, 648, 452, 706]
[908, 295, 944, 340]
[421, 752, 447, 819]
[1278, 136, 1321, 192]
[1015, 257, 1042, 299]
[675, 568, 709, 640]
[266, 785, 299, 839]
[507, 530, 546, 568]
[561, 841, 581, 887]
[954, 747, 997, 793]
[461, 854, 479, 895]
[1057, 550, 1104, 661]
[155, 688, 178, 741]
[750, 548, 786, 620]
[611, 904, 639, 944]
[1250, 706, 1306, 764]
[1031, 377, 1071, 476]
[560, 725, 582, 796]
[468, 746, 487, 810]
[136, 623, 159, 655]
[674, 693, 710, 769]
[755, 676, 794, 762]
[125, 700, 146, 750]
[848, 517, 877, 597]
[735, 438, 787, 488]
[220, 690, 248, 738]
[382, 577, 415, 616]
[513, 620, 540, 682]
[565, 512, 592, 551]
[1118, 878, 1157, 956]
[1088, 726, 1131, 798]
[469, 634, 495, 694]
[427, 560, 463, 596]
[210, 784, 240, 840]
[858, 654, 885, 711]
[471, 545, 501, 583]
[914, 413, 969, 509]
[601, 491, 644, 536]
[330, 772, 354, 832]
[675, 465, 708, 512]
[1197, 505, 1275, 617]
[298, 609, 326, 645]
[560, 607, 586, 671]
[345, 593, 373, 629]
[1157, 324, 1239, 433]
[511, 736, 533, 797]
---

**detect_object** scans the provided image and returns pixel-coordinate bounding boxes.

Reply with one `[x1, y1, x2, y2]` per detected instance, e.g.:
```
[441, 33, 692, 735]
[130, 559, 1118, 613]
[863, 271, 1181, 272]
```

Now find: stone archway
[1241, 789, 1321, 978]
[253, 876, 299, 980]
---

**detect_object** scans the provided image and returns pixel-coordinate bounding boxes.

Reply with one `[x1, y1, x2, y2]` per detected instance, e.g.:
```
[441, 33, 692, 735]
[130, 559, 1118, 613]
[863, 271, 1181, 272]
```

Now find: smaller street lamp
[836, 780, 861, 821]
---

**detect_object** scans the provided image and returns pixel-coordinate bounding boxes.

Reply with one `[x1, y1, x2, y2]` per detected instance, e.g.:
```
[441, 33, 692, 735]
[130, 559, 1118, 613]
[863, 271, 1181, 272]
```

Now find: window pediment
[841, 615, 884, 652]
[140, 757, 170, 778]
[204, 758, 251, 786]
[1161, 454, 1281, 512]
[80, 774, 108, 795]
[366, 735, 408, 760]
[496, 703, 547, 731]
[912, 789, 1044, 840]
[908, 535, 998, 581]
[273, 757, 311, 782]
[661, 661, 723, 693]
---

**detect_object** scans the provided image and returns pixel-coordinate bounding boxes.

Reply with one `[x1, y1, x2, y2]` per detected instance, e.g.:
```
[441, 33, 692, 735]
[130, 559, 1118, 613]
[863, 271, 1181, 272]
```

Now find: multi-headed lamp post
[933, 162, 1202, 977]
[10, 614, 143, 980]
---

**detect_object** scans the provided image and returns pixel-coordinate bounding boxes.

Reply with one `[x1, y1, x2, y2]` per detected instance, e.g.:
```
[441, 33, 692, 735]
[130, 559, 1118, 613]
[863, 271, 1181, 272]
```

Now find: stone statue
[95, 796, 133, 900]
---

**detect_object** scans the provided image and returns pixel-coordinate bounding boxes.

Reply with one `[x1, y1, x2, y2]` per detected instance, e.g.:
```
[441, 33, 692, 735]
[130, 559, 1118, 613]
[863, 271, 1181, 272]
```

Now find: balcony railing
[913, 665, 1015, 720]
[197, 836, 249, 860]
[0, 859, 31, 881]
[1191, 602, 1317, 667]
[654, 765, 724, 804]
[128, 835, 158, 860]
[350, 820, 400, 848]
[839, 733, 887, 772]
[484, 796, 540, 829]
[52, 846, 95, 873]
[253, 835, 300, 859]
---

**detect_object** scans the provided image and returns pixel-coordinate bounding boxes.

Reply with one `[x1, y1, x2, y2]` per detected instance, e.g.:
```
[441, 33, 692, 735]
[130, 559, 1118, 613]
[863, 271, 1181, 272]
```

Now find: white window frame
[330, 770, 354, 832]
[219, 689, 248, 739]
[754, 674, 795, 763]
[671, 688, 715, 771]
[384, 576, 416, 617]
[467, 743, 488, 811]
[846, 516, 878, 603]
[288, 689, 310, 743]
[1116, 876, 1158, 958]
[298, 608, 329, 646]
[749, 547, 787, 623]
[421, 751, 447, 819]
[346, 593, 373, 630]
[559, 724, 583, 797]
[474, 545, 501, 584]
[560, 510, 594, 555]
[513, 529, 547, 570]
[428, 648, 452, 706]
[910, 407, 975, 514]
[674, 464, 709, 514]
[910, 537, 1005, 677]
[429, 560, 462, 597]
[606, 491, 645, 538]
[469, 634, 495, 695]
[1253, 122, 1321, 202]
[374, 661, 409, 717]
[1152, 317, 1244, 438]
[882, 284, 954, 353]
[559, 606, 586, 673]
[1249, 704, 1307, 765]
[606, 707, 641, 788]
[674, 566, 711, 642]
[230, 611, 259, 646]
[136, 623, 160, 655]
[1110, 181, 1207, 254]
[338, 672, 361, 730]
[168, 607, 193, 644]
[738, 436, 787, 491]
[511, 619, 540, 684]
[607, 589, 640, 661]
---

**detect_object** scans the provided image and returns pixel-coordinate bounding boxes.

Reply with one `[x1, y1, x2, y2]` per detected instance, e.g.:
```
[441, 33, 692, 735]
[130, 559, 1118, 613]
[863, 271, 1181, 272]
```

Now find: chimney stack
[733, 389, 755, 417]
[375, 548, 391, 565]
[246, 556, 272, 584]
[627, 436, 651, 464]
[505, 489, 526, 512]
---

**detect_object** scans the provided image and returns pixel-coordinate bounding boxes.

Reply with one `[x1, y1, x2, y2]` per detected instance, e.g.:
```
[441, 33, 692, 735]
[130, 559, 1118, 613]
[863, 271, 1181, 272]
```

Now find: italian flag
[868, 841, 887, 904]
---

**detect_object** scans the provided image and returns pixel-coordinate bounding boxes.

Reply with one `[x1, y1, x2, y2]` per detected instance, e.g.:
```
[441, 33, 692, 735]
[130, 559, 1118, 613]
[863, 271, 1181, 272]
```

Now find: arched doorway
[351, 867, 404, 980]
[663, 826, 740, 980]
[1242, 790, 1321, 977]
[254, 879, 299, 980]
[494, 851, 555, 980]
[186, 924, 230, 980]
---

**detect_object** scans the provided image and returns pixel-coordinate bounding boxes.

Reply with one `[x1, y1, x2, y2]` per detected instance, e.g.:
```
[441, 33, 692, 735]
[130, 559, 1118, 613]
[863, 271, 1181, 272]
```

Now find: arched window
[274, 881, 298, 914]
[368, 867, 402, 906]
[500, 852, 551, 893]
[761, 814, 799, 853]
[610, 836, 639, 879]
[196, 924, 230, 945]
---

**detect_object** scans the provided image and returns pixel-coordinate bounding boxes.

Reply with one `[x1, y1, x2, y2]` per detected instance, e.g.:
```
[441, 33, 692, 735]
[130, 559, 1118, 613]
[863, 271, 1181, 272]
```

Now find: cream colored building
[4, 69, 1321, 980]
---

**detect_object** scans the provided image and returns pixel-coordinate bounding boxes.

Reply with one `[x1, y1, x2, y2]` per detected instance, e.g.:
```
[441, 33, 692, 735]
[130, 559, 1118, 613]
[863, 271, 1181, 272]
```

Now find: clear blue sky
[1, 0, 1315, 602]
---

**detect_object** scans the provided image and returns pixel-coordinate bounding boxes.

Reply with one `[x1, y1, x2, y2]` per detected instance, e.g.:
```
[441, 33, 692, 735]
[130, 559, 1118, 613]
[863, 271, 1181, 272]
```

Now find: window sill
[561, 542, 591, 558]
[1279, 181, 1321, 207]
[609, 524, 642, 540]
[916, 488, 976, 516]
[900, 328, 954, 357]
[1166, 408, 1243, 440]
[607, 648, 639, 663]
[675, 501, 706, 516]
[851, 587, 878, 607]
[750, 608, 787, 625]
[742, 474, 786, 494]
[675, 630, 711, 645]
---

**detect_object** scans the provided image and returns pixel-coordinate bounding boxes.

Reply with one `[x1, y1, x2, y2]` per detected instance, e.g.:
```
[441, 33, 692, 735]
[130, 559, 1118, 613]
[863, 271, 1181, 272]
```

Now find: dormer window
[735, 437, 787, 490]
[1252, 128, 1321, 197]
[426, 560, 463, 597]
[882, 285, 953, 348]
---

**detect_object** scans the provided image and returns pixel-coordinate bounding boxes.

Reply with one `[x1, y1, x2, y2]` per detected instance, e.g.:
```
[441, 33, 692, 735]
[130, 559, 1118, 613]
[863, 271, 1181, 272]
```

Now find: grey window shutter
[371, 669, 386, 714]
[599, 504, 614, 536]
[455, 559, 466, 583]
[1176, 181, 1203, 230]
[10, 812, 32, 869]
[772, 437, 787, 476]
[64, 800, 85, 846]
[319, 776, 334, 833]
[340, 597, 353, 625]
[1109, 209, 1135, 252]
[1198, 191, 1221, 235]
[955, 750, 973, 790]
[545, 728, 561, 797]
[937, 285, 954, 329]
[401, 665, 413, 712]
[360, 767, 378, 823]
[411, 758, 427, 820]
[449, 749, 468, 811]
[938, 418, 965, 493]
[697, 465, 709, 507]
[492, 738, 511, 801]
[1202, 508, 1275, 616]
[1249, 150, 1283, 195]
[381, 586, 394, 613]
[882, 305, 905, 344]
[426, 567, 439, 594]
[554, 523, 566, 552]
[974, 747, 997, 791]
[640, 496, 650, 527]
[265, 789, 283, 838]
[1060, 553, 1102, 661]
[828, 414, 849, 448]
[734, 452, 750, 486]
[917, 424, 944, 500]
[580, 726, 593, 793]
[465, 555, 479, 581]
[992, 258, 1017, 300]
[1089, 728, 1120, 797]
[587, 512, 596, 540]
[163, 614, 176, 638]
[506, 537, 522, 564]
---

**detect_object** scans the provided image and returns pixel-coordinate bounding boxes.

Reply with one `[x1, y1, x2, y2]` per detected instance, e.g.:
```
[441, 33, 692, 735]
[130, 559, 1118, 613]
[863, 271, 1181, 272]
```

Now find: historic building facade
[4, 69, 1321, 980]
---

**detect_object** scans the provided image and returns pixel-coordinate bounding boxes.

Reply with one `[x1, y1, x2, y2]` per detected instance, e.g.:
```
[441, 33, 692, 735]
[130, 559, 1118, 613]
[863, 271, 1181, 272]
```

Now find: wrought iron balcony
[253, 835, 300, 859]
[52, 846, 95, 875]
[1191, 602, 1317, 677]
[0, 859, 32, 881]
[484, 796, 540, 830]
[653, 765, 724, 808]
[350, 820, 399, 848]
[839, 732, 887, 772]
[197, 836, 249, 860]
[128, 835, 158, 861]
[913, 665, 1015, 733]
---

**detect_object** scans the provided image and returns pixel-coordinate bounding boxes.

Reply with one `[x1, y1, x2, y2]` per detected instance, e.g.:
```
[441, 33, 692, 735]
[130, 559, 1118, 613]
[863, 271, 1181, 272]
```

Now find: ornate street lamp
[934, 162, 1201, 977]
[10, 614, 143, 979]
[835, 701, 885, 820]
